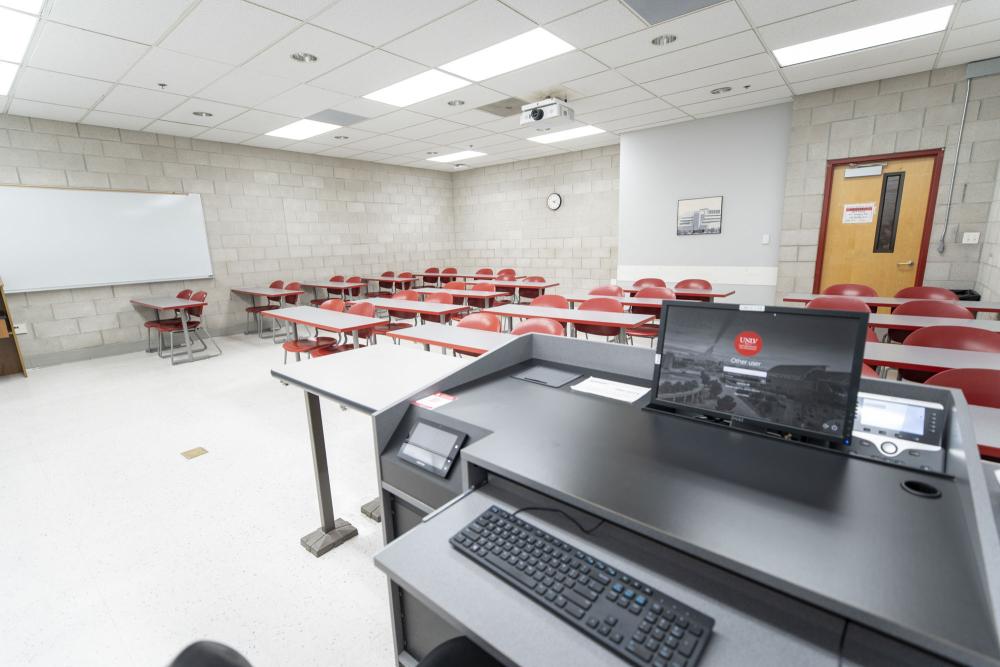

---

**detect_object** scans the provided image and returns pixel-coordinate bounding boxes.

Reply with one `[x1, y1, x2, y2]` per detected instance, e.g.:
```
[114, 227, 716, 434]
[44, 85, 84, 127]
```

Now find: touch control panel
[850, 392, 947, 473]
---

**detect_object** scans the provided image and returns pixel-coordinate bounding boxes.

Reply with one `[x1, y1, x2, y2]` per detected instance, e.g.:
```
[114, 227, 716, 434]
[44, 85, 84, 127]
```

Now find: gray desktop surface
[421, 359, 999, 664]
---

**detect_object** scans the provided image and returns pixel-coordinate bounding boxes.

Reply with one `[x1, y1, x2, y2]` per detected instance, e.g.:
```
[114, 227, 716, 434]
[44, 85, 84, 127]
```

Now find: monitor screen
[650, 303, 868, 444]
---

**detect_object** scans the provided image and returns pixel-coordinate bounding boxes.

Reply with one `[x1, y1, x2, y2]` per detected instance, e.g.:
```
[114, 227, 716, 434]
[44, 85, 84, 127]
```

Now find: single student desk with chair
[262, 305, 386, 356]
[864, 341, 1000, 374]
[619, 284, 736, 301]
[562, 293, 680, 309]
[867, 313, 1000, 333]
[231, 286, 306, 337]
[363, 275, 417, 294]
[783, 293, 1000, 317]
[300, 280, 365, 302]
[483, 303, 653, 343]
[130, 296, 220, 365]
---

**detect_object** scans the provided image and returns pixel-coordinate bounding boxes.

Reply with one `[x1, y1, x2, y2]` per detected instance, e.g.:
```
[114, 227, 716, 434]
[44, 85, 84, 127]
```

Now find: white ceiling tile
[0, 7, 34, 63]
[391, 118, 466, 139]
[144, 119, 206, 137]
[379, 154, 423, 165]
[196, 127, 255, 143]
[343, 134, 405, 151]
[242, 135, 296, 148]
[944, 18, 1000, 51]
[47, 0, 193, 44]
[82, 109, 153, 130]
[475, 114, 523, 132]
[161, 98, 246, 126]
[12, 68, 112, 107]
[586, 2, 750, 68]
[483, 51, 607, 99]
[255, 84, 350, 116]
[196, 68, 295, 107]
[250, 0, 336, 20]
[312, 0, 470, 47]
[352, 150, 395, 162]
[738, 0, 850, 27]
[95, 85, 186, 118]
[547, 131, 619, 151]
[160, 0, 299, 66]
[382, 0, 534, 67]
[310, 127, 374, 145]
[642, 53, 776, 96]
[598, 107, 689, 131]
[499, 0, 602, 24]
[121, 48, 233, 96]
[217, 109, 297, 133]
[954, 0, 1000, 28]
[662, 70, 786, 106]
[576, 97, 671, 123]
[505, 119, 586, 138]
[0, 0, 44, 12]
[283, 140, 329, 153]
[693, 97, 793, 119]
[788, 55, 936, 94]
[756, 0, 950, 50]
[618, 31, 765, 83]
[318, 145, 365, 157]
[447, 132, 518, 149]
[378, 140, 439, 156]
[309, 49, 425, 96]
[679, 85, 791, 115]
[569, 85, 652, 114]
[423, 125, 491, 145]
[936, 41, 1000, 68]
[327, 96, 397, 119]
[780, 34, 943, 83]
[445, 109, 505, 125]
[406, 84, 508, 118]
[243, 24, 370, 82]
[563, 69, 632, 97]
[546, 1, 644, 49]
[8, 99, 87, 122]
[29, 22, 147, 80]
[351, 109, 435, 133]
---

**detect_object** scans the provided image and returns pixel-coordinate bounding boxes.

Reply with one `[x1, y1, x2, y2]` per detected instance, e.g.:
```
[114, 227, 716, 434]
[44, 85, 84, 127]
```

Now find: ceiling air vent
[620, 0, 725, 25]
[476, 97, 528, 117]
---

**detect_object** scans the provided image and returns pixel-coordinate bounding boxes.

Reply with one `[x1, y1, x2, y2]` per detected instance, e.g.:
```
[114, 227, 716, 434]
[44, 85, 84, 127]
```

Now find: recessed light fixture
[651, 34, 677, 47]
[333, 135, 349, 140]
[710, 87, 732, 95]
[426, 151, 439, 155]
[0, 1, 44, 12]
[266, 119, 341, 141]
[192, 111, 214, 117]
[157, 82, 168, 89]
[528, 125, 605, 144]
[453, 163, 467, 168]
[447, 99, 465, 106]
[364, 69, 468, 107]
[0, 6, 38, 63]
[0, 61, 17, 96]
[773, 5, 953, 67]
[440, 27, 574, 82]
[426, 150, 484, 163]
[290, 52, 318, 63]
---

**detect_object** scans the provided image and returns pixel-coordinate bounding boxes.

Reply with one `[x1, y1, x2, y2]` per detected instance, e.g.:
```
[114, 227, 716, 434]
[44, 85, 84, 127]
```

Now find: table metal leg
[173, 309, 195, 365]
[361, 498, 382, 522]
[352, 329, 360, 349]
[299, 392, 358, 557]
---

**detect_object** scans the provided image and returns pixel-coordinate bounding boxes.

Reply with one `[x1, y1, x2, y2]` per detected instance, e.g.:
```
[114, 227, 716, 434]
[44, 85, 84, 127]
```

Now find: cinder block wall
[0, 114, 454, 366]
[778, 65, 1000, 296]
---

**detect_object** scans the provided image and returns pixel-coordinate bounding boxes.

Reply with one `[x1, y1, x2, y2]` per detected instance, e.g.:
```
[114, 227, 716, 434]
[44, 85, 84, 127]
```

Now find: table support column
[300, 391, 358, 557]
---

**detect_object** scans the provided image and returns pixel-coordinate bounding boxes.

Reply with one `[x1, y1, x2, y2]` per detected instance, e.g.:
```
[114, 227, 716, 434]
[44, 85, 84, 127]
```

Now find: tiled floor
[0, 334, 401, 667]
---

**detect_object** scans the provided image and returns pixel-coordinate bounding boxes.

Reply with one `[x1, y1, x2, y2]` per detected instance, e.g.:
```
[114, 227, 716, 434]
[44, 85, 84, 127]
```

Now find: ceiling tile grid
[0, 0, 995, 172]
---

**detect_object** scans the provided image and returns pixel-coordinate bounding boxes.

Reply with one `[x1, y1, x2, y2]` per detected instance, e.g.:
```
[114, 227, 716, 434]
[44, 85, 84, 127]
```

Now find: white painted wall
[618, 103, 792, 303]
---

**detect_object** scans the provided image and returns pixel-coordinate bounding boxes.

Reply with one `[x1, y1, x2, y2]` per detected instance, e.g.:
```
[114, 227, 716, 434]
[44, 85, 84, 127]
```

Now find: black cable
[835, 620, 849, 666]
[512, 506, 606, 535]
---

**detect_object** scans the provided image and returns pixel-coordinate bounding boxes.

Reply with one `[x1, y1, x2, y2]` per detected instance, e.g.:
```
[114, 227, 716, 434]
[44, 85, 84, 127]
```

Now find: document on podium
[571, 376, 649, 403]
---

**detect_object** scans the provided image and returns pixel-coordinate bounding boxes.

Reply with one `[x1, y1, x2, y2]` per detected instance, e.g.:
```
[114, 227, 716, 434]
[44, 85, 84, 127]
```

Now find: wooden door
[815, 151, 942, 296]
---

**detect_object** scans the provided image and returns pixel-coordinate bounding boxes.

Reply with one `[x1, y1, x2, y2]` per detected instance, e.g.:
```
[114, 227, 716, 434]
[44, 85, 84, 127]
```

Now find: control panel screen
[409, 422, 460, 457]
[397, 420, 466, 478]
[858, 398, 925, 436]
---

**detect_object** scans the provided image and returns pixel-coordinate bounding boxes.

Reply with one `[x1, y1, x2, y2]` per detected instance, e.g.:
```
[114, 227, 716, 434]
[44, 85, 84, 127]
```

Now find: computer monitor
[648, 302, 869, 447]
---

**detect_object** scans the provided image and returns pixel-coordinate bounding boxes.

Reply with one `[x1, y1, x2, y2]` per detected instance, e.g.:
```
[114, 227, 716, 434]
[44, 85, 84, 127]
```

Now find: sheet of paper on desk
[571, 377, 649, 403]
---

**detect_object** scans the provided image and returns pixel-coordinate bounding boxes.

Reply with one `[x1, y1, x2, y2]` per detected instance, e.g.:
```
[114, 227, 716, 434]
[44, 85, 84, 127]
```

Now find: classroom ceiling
[1, 0, 998, 171]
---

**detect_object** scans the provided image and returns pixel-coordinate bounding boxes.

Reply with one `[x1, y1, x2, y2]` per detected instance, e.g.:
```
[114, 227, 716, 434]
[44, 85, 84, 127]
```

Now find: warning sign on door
[843, 202, 876, 224]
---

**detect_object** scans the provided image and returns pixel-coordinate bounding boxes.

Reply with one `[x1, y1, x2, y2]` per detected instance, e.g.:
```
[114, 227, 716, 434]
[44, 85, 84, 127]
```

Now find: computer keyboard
[450, 505, 714, 666]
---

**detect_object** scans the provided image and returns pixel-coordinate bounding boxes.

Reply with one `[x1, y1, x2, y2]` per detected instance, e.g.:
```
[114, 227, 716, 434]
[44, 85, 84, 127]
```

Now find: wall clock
[547, 192, 562, 210]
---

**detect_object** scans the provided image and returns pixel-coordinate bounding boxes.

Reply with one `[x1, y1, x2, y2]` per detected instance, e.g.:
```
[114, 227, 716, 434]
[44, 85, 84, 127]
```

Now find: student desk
[363, 276, 417, 294]
[271, 345, 467, 556]
[483, 304, 653, 343]
[362, 297, 469, 324]
[477, 280, 559, 303]
[867, 313, 1000, 333]
[262, 305, 386, 352]
[864, 341, 1000, 373]
[417, 272, 525, 281]
[415, 287, 506, 307]
[620, 284, 736, 301]
[130, 296, 216, 365]
[387, 322, 515, 355]
[231, 286, 306, 337]
[784, 293, 1000, 316]
[562, 293, 675, 309]
[300, 280, 365, 302]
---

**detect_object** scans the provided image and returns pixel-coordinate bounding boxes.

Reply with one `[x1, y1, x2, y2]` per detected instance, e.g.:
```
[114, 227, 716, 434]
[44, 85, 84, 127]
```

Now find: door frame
[812, 148, 945, 293]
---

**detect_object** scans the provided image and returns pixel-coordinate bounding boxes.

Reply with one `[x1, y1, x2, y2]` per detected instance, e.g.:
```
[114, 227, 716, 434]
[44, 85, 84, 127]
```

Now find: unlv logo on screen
[734, 331, 762, 356]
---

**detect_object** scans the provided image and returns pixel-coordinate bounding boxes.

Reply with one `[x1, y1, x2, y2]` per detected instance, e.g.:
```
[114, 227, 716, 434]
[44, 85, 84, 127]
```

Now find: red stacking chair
[531, 294, 569, 309]
[576, 297, 624, 341]
[926, 369, 1000, 409]
[422, 292, 460, 324]
[474, 268, 493, 280]
[246, 279, 285, 336]
[310, 275, 345, 305]
[885, 299, 973, 343]
[861, 364, 879, 378]
[901, 325, 1000, 382]
[823, 283, 878, 297]
[273, 281, 302, 343]
[145, 289, 194, 350]
[633, 278, 666, 288]
[340, 276, 363, 300]
[494, 268, 517, 298]
[373, 271, 396, 298]
[442, 267, 458, 279]
[466, 283, 506, 310]
[512, 318, 564, 336]
[862, 328, 881, 376]
[454, 312, 501, 357]
[626, 286, 675, 344]
[155, 290, 218, 361]
[423, 267, 441, 286]
[379, 289, 420, 338]
[398, 271, 415, 283]
[895, 286, 958, 301]
[590, 285, 624, 297]
[805, 295, 871, 312]
[443, 281, 467, 290]
[675, 278, 713, 302]
[518, 276, 547, 301]
[311, 301, 376, 357]
[282, 298, 345, 363]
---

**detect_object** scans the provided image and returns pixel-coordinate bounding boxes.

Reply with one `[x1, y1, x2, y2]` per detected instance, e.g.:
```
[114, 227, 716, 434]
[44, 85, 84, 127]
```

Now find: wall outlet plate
[961, 231, 981, 244]
[12, 323, 26, 335]
[761, 233, 770, 244]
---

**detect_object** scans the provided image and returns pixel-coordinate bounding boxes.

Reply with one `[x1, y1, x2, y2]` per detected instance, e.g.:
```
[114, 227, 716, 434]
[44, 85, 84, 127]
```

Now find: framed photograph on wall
[677, 196, 723, 236]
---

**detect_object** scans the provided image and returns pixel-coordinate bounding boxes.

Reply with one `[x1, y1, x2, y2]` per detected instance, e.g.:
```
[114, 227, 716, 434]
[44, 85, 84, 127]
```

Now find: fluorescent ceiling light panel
[0, 1, 44, 13]
[266, 119, 341, 140]
[528, 125, 605, 144]
[0, 7, 37, 63]
[0, 61, 18, 95]
[426, 150, 485, 163]
[364, 70, 468, 107]
[772, 5, 954, 67]
[441, 28, 575, 82]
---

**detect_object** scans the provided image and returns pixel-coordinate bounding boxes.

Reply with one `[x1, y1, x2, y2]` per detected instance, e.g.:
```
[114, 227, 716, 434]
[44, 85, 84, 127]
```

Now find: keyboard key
[606, 592, 618, 602]
[678, 636, 697, 657]
[627, 640, 654, 663]
[652, 603, 663, 615]
[611, 583, 624, 593]
[676, 618, 689, 629]
[617, 598, 629, 608]
[653, 659, 667, 667]
[554, 595, 567, 608]
[689, 625, 703, 637]
[639, 621, 652, 633]
[598, 624, 611, 636]
[671, 626, 685, 638]
[565, 601, 585, 619]
[544, 591, 556, 602]
[636, 595, 648, 606]
[624, 589, 636, 599]
[596, 572, 612, 585]
[586, 617, 599, 629]
[658, 646, 673, 659]
[605, 616, 618, 626]
[633, 631, 647, 643]
[645, 639, 659, 652]
[611, 632, 623, 644]
[629, 603, 642, 615]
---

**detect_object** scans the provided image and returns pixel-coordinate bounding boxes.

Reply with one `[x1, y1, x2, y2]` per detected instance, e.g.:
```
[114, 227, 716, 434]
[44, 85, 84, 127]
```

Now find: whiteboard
[0, 186, 213, 292]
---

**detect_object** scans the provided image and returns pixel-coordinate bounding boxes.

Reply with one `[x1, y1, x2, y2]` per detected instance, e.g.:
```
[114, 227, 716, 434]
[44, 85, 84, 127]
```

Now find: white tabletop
[231, 286, 304, 297]
[971, 405, 1000, 449]
[484, 303, 653, 327]
[387, 322, 515, 354]
[784, 293, 1000, 313]
[271, 344, 467, 413]
[868, 314, 1000, 332]
[561, 292, 671, 307]
[301, 281, 363, 290]
[864, 342, 1000, 372]
[478, 280, 559, 289]
[416, 288, 476, 298]
[261, 305, 386, 332]
[362, 297, 468, 314]
[130, 297, 202, 310]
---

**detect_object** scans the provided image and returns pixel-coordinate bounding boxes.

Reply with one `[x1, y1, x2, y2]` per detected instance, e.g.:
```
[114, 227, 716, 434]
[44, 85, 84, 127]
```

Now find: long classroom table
[387, 322, 515, 355]
[300, 280, 365, 302]
[416, 271, 524, 281]
[620, 283, 735, 300]
[262, 305, 387, 353]
[864, 342, 1000, 374]
[415, 288, 508, 308]
[784, 293, 1000, 316]
[483, 303, 653, 343]
[868, 313, 1000, 333]
[361, 297, 468, 324]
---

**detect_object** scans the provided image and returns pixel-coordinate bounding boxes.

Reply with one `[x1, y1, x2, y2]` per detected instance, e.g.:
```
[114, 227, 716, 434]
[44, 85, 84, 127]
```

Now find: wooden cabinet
[0, 281, 27, 377]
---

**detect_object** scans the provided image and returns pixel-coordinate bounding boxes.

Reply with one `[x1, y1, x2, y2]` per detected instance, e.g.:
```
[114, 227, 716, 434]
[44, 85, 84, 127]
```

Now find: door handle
[897, 260, 914, 266]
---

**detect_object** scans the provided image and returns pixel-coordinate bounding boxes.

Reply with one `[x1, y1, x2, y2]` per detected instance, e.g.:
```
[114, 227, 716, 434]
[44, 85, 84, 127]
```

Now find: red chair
[519, 276, 547, 301]
[895, 286, 957, 301]
[466, 283, 506, 310]
[531, 294, 569, 309]
[442, 281, 467, 290]
[374, 270, 395, 297]
[342, 276, 364, 299]
[246, 279, 285, 336]
[512, 317, 564, 336]
[589, 285, 624, 297]
[422, 292, 461, 324]
[454, 312, 501, 357]
[144, 289, 195, 349]
[823, 283, 878, 297]
[310, 275, 345, 305]
[155, 291, 219, 361]
[311, 301, 376, 356]
[626, 286, 675, 344]
[886, 300, 974, 343]
[675, 278, 713, 302]
[380, 289, 420, 337]
[177, 289, 193, 299]
[423, 267, 441, 286]
[925, 369, 1000, 408]
[474, 268, 494, 280]
[901, 326, 1000, 382]
[282, 298, 345, 363]
[576, 297, 624, 341]
[273, 282, 302, 343]
[442, 267, 458, 279]
[634, 278, 666, 288]
[494, 268, 518, 298]
[861, 364, 879, 378]
[805, 295, 871, 312]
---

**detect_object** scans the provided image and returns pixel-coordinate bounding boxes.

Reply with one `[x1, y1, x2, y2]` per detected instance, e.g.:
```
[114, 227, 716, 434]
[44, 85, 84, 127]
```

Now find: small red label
[734, 331, 762, 356]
